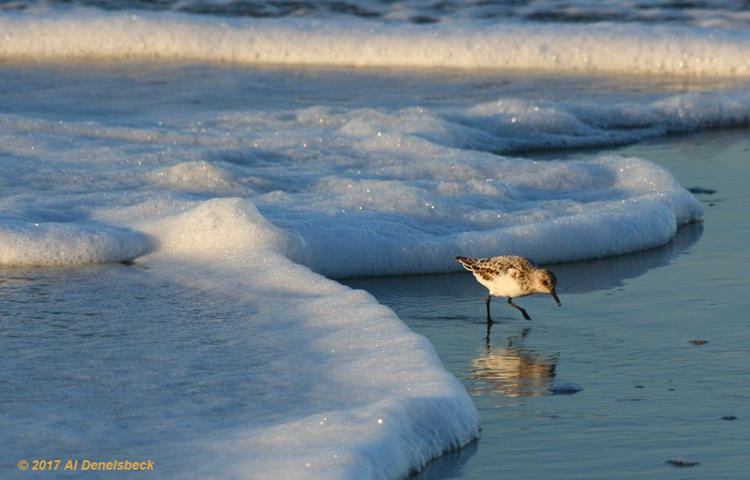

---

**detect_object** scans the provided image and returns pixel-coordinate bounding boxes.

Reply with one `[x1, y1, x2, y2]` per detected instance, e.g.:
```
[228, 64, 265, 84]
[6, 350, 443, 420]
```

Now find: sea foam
[2, 11, 750, 76]
[132, 197, 480, 478]
[1, 90, 723, 272]
[269, 155, 702, 277]
[0, 220, 151, 266]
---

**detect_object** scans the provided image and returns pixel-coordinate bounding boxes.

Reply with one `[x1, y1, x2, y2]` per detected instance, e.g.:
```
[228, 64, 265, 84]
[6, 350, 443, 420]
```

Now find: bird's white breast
[474, 271, 526, 298]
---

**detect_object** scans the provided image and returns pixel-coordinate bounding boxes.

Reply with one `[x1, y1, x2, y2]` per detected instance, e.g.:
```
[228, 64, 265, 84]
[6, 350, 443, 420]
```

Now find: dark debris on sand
[548, 384, 582, 395]
[666, 458, 700, 468]
[687, 186, 717, 195]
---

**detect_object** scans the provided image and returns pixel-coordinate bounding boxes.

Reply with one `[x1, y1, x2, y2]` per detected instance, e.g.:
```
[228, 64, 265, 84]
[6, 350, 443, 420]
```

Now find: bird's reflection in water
[470, 327, 558, 398]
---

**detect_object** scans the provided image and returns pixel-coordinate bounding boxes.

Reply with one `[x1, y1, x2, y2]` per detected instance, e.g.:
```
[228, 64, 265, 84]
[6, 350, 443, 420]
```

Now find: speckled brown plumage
[456, 255, 535, 291]
[455, 255, 560, 322]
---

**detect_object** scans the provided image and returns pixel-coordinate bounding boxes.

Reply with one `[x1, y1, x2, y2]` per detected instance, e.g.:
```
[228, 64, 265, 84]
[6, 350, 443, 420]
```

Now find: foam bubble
[149, 160, 248, 194]
[138, 197, 305, 262]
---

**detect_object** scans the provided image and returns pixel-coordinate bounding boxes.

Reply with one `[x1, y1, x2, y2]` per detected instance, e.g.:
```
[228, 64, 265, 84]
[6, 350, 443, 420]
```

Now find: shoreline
[346, 127, 750, 479]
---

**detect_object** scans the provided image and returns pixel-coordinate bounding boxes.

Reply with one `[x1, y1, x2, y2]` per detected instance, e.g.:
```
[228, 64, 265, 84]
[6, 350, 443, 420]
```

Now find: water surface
[346, 129, 750, 479]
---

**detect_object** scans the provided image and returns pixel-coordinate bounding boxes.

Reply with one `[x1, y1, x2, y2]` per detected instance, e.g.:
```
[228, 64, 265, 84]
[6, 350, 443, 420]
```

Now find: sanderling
[456, 255, 560, 321]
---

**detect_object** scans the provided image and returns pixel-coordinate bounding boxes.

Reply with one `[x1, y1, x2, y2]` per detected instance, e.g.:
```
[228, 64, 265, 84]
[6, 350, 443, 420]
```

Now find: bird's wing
[455, 256, 480, 271]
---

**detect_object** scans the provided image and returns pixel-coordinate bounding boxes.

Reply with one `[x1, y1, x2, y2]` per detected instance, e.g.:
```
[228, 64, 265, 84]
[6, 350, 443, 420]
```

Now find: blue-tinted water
[346, 129, 750, 479]
[1, 263, 276, 477]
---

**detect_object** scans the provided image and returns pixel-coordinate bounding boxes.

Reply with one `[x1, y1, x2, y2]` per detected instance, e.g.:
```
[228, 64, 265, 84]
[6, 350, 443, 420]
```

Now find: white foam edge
[0, 219, 152, 266]
[2, 11, 750, 76]
[128, 197, 479, 479]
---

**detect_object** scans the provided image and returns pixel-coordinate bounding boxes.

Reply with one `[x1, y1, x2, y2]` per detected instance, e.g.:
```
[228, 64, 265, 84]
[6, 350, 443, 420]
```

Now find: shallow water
[345, 129, 750, 479]
[1, 263, 259, 477]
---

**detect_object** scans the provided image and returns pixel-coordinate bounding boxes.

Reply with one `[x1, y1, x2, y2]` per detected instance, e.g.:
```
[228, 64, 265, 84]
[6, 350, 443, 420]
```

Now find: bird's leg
[485, 294, 493, 323]
[507, 298, 532, 321]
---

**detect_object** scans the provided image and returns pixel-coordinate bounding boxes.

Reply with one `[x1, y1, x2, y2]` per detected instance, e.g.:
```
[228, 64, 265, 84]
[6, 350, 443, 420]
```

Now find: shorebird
[456, 255, 560, 321]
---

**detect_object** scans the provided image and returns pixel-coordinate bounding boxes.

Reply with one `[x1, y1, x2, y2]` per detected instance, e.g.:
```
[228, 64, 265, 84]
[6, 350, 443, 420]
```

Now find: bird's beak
[551, 290, 561, 306]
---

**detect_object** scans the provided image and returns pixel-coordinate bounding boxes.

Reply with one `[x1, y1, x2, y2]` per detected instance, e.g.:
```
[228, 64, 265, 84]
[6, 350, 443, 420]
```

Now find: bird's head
[533, 268, 561, 306]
